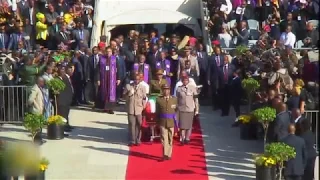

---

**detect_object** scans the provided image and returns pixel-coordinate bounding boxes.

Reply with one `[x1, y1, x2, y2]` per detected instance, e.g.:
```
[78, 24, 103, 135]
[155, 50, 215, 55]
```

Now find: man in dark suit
[0, 26, 9, 51]
[281, 124, 307, 180]
[72, 22, 90, 50]
[86, 47, 100, 104]
[57, 66, 74, 132]
[233, 21, 249, 46]
[196, 43, 208, 97]
[71, 51, 84, 105]
[273, 103, 291, 142]
[291, 108, 304, 136]
[230, 69, 243, 118]
[56, 25, 71, 46]
[8, 26, 30, 51]
[233, 0, 255, 23]
[184, 60, 199, 84]
[207, 46, 224, 110]
[125, 41, 139, 73]
[300, 119, 317, 180]
[146, 44, 161, 73]
[217, 55, 235, 116]
[114, 48, 127, 102]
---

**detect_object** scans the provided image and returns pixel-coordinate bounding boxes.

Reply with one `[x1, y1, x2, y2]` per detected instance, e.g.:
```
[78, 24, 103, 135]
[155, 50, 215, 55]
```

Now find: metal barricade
[305, 110, 319, 152]
[0, 86, 31, 124]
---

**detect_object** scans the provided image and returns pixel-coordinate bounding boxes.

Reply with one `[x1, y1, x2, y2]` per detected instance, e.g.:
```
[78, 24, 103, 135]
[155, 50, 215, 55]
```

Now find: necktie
[1, 34, 4, 47]
[224, 65, 228, 82]
[216, 56, 220, 66]
[80, 31, 83, 40]
[68, 77, 74, 93]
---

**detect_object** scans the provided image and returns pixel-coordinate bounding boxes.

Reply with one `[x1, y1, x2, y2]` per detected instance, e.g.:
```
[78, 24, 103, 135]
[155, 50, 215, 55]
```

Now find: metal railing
[0, 86, 31, 124]
[305, 110, 319, 152]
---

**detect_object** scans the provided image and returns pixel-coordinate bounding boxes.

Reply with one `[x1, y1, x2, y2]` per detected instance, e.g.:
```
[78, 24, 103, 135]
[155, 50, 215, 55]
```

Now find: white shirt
[280, 32, 296, 48]
[173, 78, 196, 96]
[218, 33, 232, 48]
[225, 0, 233, 14]
[29, 7, 34, 25]
[294, 115, 302, 123]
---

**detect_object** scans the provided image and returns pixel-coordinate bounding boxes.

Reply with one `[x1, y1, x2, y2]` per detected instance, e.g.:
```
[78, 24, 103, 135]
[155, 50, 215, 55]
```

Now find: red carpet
[125, 118, 208, 180]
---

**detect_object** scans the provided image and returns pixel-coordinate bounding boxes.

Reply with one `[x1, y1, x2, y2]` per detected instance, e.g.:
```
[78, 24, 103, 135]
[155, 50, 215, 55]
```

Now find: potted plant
[254, 154, 277, 180]
[252, 107, 276, 148]
[24, 157, 49, 180]
[238, 114, 253, 140]
[242, 78, 260, 112]
[46, 78, 66, 115]
[47, 115, 66, 140]
[265, 143, 296, 180]
[23, 113, 46, 144]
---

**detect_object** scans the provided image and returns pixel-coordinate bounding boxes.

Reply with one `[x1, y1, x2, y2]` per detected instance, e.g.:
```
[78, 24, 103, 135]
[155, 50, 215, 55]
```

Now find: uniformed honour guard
[156, 84, 177, 161]
[124, 73, 148, 146]
[150, 69, 168, 95]
[176, 75, 199, 145]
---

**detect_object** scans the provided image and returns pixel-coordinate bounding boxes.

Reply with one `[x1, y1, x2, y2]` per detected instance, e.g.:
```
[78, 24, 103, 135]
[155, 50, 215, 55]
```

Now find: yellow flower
[39, 164, 47, 171]
[238, 115, 252, 124]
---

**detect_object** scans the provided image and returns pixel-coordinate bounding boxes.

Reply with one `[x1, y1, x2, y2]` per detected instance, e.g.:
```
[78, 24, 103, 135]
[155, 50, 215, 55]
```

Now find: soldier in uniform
[156, 84, 177, 161]
[150, 69, 168, 95]
[124, 73, 148, 146]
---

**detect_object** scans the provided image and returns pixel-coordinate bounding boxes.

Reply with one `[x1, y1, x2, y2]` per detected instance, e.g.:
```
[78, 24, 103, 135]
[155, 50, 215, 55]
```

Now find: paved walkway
[0, 106, 318, 180]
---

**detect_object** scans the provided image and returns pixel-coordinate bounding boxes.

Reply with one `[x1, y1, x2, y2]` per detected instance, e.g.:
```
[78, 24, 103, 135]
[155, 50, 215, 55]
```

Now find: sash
[133, 63, 149, 83]
[109, 56, 117, 102]
[164, 60, 171, 86]
[160, 113, 179, 128]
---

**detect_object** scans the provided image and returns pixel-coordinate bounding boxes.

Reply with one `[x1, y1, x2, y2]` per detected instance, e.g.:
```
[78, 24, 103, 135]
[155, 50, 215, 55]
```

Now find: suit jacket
[230, 76, 243, 102]
[72, 57, 84, 82]
[281, 134, 307, 176]
[197, 51, 208, 73]
[87, 54, 100, 82]
[125, 50, 138, 72]
[45, 12, 59, 25]
[156, 96, 178, 128]
[79, 54, 89, 82]
[177, 56, 200, 78]
[146, 51, 161, 72]
[269, 111, 291, 142]
[8, 32, 30, 51]
[116, 55, 126, 81]
[0, 33, 9, 49]
[124, 82, 147, 115]
[185, 68, 199, 84]
[217, 63, 235, 88]
[176, 84, 198, 112]
[236, 29, 249, 46]
[72, 29, 90, 49]
[207, 54, 224, 87]
[300, 130, 317, 159]
[57, 75, 73, 106]
[56, 31, 70, 45]
[28, 84, 44, 114]
[294, 116, 305, 136]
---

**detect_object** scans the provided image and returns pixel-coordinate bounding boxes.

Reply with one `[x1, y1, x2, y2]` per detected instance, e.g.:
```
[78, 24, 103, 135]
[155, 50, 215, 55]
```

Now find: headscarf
[36, 12, 45, 21]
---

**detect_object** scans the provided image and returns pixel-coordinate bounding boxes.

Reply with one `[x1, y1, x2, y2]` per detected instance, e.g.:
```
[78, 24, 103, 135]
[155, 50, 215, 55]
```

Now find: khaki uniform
[124, 82, 147, 144]
[177, 56, 200, 78]
[150, 79, 168, 95]
[156, 96, 177, 158]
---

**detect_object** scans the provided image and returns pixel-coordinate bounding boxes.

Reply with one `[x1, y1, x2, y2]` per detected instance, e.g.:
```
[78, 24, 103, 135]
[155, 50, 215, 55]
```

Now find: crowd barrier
[304, 110, 319, 153]
[0, 86, 30, 124]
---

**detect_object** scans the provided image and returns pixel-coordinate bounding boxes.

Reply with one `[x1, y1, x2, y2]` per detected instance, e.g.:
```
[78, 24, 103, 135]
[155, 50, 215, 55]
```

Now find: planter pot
[239, 123, 251, 140]
[33, 131, 43, 145]
[25, 171, 45, 180]
[256, 165, 276, 180]
[47, 123, 64, 140]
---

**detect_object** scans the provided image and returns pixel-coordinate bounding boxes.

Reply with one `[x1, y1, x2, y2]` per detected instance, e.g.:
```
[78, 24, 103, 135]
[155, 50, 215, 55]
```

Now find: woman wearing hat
[35, 12, 48, 47]
[176, 75, 199, 144]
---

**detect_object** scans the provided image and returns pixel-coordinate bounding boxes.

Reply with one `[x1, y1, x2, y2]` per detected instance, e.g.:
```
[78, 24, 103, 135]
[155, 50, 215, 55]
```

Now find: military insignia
[171, 104, 176, 109]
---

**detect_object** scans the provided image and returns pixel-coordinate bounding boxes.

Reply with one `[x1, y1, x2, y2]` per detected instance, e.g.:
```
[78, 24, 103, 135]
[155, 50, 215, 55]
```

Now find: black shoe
[166, 156, 171, 160]
[232, 122, 239, 127]
[64, 128, 71, 132]
[128, 143, 134, 147]
[180, 140, 184, 146]
[135, 142, 141, 146]
[184, 140, 190, 144]
[64, 134, 69, 137]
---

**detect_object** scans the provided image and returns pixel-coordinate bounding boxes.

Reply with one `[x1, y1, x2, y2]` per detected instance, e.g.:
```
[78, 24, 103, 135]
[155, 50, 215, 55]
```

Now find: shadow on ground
[199, 106, 262, 179]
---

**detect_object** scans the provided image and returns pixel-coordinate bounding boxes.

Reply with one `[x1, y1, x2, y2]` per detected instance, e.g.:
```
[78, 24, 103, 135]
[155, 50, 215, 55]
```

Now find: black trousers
[211, 87, 220, 109]
[73, 81, 83, 104]
[199, 70, 208, 97]
[116, 78, 126, 100]
[84, 81, 98, 103]
[303, 157, 316, 180]
[57, 104, 70, 125]
[232, 98, 241, 117]
[219, 85, 230, 115]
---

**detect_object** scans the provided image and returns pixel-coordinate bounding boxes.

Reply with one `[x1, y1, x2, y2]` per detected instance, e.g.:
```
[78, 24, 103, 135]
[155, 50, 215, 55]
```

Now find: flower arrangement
[23, 113, 45, 141]
[238, 114, 252, 124]
[265, 142, 296, 179]
[242, 78, 260, 112]
[39, 157, 49, 171]
[255, 154, 276, 167]
[47, 115, 65, 125]
[235, 45, 248, 57]
[252, 107, 276, 147]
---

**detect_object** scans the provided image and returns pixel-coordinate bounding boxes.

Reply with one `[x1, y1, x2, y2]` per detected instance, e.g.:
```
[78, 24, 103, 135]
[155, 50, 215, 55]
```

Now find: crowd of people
[0, 0, 318, 177]
[206, 0, 319, 48]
